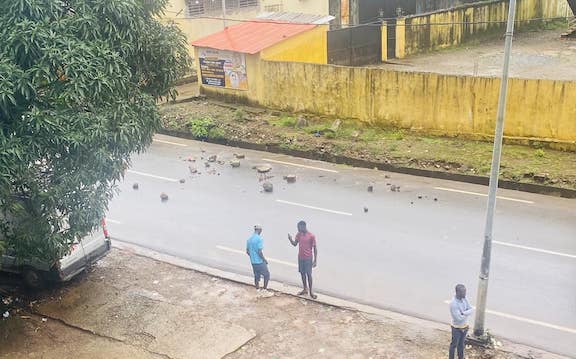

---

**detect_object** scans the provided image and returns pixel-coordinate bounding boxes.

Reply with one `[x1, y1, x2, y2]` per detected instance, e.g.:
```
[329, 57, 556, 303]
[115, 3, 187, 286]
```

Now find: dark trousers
[251, 263, 270, 287]
[449, 326, 467, 359]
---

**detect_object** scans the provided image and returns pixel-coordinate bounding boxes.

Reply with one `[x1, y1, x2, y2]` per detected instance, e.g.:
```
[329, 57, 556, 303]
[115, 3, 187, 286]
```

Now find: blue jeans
[449, 326, 467, 359]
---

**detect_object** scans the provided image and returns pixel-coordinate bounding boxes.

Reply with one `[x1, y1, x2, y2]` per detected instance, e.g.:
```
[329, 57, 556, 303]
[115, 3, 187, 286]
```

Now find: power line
[161, 11, 572, 28]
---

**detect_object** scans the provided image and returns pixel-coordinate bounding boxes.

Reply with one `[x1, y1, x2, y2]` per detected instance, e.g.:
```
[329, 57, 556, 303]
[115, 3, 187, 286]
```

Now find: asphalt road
[107, 134, 576, 357]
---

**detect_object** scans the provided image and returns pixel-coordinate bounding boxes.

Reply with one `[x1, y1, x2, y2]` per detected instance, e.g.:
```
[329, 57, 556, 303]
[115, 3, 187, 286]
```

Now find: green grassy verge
[160, 101, 576, 190]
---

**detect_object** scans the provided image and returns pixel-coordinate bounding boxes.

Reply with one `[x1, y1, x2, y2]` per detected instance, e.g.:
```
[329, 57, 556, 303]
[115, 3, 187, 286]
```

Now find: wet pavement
[106, 134, 576, 357]
[376, 29, 576, 80]
[1, 249, 540, 359]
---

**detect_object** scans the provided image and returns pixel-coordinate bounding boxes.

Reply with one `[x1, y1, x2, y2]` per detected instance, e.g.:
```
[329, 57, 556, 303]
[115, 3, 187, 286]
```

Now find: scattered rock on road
[208, 155, 217, 162]
[363, 206, 368, 213]
[254, 164, 272, 173]
[132, 183, 139, 190]
[234, 153, 245, 159]
[179, 179, 186, 184]
[262, 182, 273, 192]
[367, 185, 374, 192]
[284, 174, 296, 183]
[230, 160, 241, 168]
[390, 185, 400, 192]
[189, 166, 198, 174]
[160, 193, 169, 202]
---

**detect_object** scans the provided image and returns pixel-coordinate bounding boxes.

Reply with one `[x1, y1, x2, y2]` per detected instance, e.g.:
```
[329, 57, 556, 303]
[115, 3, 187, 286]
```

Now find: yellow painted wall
[200, 60, 576, 144]
[260, 26, 328, 64]
[398, 0, 571, 58]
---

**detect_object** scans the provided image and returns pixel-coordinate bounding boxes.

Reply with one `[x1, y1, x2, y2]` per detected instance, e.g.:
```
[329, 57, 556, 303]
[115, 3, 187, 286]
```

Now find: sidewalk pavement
[0, 243, 566, 359]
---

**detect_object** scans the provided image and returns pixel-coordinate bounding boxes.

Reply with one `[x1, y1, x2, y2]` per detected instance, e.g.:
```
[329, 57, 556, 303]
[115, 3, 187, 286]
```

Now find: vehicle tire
[22, 267, 45, 290]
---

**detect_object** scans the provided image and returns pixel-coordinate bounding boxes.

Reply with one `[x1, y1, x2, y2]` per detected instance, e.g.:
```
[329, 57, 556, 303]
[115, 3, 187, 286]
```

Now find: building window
[187, 0, 204, 17]
[186, 0, 259, 17]
[264, 4, 282, 12]
[239, 0, 259, 8]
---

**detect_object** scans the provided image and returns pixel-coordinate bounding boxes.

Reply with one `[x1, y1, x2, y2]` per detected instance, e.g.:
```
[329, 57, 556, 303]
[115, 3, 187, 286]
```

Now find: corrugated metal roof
[256, 12, 335, 24]
[191, 21, 317, 54]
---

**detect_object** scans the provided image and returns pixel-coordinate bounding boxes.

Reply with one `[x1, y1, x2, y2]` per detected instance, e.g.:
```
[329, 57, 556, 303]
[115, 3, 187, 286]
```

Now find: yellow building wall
[398, 0, 571, 58]
[260, 26, 328, 64]
[209, 60, 576, 144]
[261, 0, 329, 15]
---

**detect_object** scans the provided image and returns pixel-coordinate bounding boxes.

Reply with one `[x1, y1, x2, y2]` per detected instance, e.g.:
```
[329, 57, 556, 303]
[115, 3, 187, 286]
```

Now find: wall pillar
[349, 0, 360, 25]
[329, 0, 342, 28]
[381, 23, 388, 61]
[395, 18, 406, 59]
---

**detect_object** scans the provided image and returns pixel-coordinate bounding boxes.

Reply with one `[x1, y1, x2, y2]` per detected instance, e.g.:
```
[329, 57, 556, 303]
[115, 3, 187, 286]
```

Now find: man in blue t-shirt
[246, 224, 270, 290]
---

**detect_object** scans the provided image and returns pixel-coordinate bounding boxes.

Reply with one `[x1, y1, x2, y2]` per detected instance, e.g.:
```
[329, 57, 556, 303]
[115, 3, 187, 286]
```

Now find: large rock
[533, 173, 549, 183]
[254, 164, 272, 173]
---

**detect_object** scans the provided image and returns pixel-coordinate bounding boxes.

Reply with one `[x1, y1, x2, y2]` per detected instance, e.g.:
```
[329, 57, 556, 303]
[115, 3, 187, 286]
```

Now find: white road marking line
[106, 219, 122, 225]
[494, 241, 576, 259]
[153, 138, 188, 147]
[434, 187, 534, 204]
[443, 301, 576, 334]
[261, 158, 339, 173]
[276, 199, 353, 216]
[216, 245, 297, 268]
[127, 170, 178, 182]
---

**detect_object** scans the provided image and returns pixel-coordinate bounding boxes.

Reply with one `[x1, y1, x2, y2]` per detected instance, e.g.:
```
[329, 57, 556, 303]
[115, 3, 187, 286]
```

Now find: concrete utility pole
[473, 0, 517, 339]
[222, 0, 227, 28]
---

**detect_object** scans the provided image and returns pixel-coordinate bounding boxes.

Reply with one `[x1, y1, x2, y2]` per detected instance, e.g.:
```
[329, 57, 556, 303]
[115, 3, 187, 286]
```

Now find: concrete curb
[112, 239, 570, 359]
[157, 129, 576, 199]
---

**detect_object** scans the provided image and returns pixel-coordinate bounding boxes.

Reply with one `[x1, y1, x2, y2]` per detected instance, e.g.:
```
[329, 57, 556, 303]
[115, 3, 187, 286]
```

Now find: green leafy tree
[0, 0, 191, 261]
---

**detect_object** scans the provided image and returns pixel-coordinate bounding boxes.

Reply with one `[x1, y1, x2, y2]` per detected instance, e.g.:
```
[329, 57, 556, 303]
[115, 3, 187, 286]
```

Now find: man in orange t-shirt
[288, 220, 318, 299]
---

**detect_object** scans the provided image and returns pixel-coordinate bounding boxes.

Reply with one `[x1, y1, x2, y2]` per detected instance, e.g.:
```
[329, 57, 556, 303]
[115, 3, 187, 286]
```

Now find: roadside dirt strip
[1, 247, 567, 359]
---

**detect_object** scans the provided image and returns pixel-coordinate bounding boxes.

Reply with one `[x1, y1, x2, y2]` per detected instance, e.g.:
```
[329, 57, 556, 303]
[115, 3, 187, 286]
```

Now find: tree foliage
[0, 0, 191, 261]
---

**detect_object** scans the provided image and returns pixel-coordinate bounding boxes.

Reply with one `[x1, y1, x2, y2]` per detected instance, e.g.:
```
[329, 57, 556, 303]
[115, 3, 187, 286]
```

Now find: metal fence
[327, 24, 382, 66]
